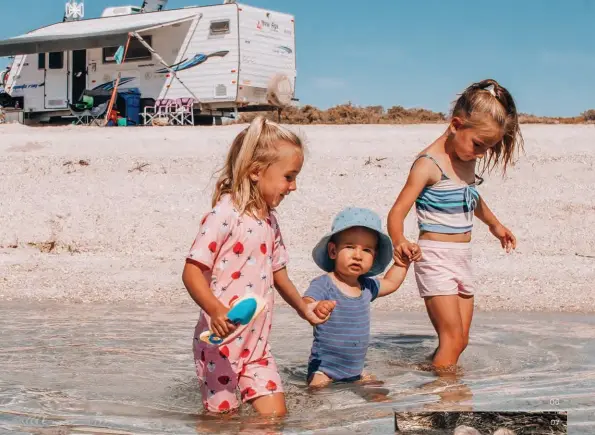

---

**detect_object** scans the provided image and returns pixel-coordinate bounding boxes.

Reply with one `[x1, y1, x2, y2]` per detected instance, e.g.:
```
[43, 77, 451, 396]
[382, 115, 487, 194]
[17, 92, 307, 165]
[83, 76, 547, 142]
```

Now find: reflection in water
[0, 302, 593, 434]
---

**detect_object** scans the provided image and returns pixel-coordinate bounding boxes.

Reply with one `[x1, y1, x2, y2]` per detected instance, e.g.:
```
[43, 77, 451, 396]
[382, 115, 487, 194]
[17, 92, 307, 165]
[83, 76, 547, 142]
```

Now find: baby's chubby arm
[274, 268, 336, 325]
[377, 262, 410, 297]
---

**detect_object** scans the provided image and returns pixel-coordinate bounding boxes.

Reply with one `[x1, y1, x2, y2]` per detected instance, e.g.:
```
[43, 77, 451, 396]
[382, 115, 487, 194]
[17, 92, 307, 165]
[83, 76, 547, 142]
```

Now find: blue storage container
[118, 88, 141, 126]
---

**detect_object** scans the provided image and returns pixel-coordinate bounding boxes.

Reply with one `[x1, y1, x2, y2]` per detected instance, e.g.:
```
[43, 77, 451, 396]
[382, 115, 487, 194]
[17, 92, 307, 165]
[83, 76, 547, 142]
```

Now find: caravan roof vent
[101, 6, 141, 17]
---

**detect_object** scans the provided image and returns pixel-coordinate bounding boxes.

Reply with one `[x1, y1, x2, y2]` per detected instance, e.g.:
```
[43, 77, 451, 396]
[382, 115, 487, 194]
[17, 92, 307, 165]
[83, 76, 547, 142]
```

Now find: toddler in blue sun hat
[303, 207, 410, 387]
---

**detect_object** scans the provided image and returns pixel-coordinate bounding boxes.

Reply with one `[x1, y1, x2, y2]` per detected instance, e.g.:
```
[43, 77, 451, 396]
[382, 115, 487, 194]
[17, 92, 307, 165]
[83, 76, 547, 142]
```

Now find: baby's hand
[303, 300, 336, 326]
[394, 240, 421, 266]
[314, 300, 336, 320]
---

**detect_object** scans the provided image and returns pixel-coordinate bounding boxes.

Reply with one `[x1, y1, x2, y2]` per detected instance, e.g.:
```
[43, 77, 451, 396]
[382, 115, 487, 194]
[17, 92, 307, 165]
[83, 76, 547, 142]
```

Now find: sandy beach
[0, 123, 593, 312]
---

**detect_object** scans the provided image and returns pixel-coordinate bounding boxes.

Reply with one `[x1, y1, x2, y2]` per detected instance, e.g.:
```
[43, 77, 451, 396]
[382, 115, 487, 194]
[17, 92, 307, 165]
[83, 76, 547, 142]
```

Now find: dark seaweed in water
[394, 411, 567, 434]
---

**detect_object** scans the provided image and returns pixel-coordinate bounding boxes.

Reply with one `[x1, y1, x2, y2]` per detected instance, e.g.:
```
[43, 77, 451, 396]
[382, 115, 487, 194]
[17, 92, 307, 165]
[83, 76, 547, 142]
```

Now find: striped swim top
[414, 154, 480, 234]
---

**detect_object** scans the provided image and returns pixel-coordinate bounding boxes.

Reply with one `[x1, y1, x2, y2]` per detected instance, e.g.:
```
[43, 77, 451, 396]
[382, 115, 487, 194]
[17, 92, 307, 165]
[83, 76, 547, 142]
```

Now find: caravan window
[210, 20, 230, 35]
[38, 53, 46, 69]
[48, 52, 64, 69]
[102, 36, 152, 63]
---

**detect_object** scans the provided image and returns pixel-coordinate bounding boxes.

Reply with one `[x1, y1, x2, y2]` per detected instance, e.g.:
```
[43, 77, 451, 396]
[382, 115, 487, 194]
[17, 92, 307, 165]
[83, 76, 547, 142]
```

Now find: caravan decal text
[156, 51, 229, 74]
[12, 82, 44, 90]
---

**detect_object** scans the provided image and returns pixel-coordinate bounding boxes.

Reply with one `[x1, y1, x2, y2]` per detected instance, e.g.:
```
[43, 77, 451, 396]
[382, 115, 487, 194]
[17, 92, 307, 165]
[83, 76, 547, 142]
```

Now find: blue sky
[1, 0, 593, 116]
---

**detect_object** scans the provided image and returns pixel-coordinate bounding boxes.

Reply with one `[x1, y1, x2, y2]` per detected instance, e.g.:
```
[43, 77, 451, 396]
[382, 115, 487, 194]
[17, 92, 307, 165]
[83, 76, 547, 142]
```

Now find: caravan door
[44, 51, 68, 109]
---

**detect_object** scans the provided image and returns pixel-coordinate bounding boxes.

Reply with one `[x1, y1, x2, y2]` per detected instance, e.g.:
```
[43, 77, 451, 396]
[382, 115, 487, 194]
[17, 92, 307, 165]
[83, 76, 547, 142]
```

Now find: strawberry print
[219, 346, 230, 359]
[216, 258, 228, 271]
[266, 380, 277, 392]
[208, 242, 217, 253]
[240, 348, 250, 358]
[241, 387, 257, 399]
[218, 400, 230, 411]
[258, 359, 269, 367]
[233, 242, 244, 256]
[231, 271, 242, 280]
[229, 295, 239, 306]
[260, 243, 267, 255]
[218, 375, 231, 385]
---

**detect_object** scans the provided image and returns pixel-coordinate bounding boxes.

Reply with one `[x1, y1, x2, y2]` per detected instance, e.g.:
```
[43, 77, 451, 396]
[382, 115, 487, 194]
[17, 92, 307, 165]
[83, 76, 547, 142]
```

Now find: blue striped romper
[304, 274, 380, 381]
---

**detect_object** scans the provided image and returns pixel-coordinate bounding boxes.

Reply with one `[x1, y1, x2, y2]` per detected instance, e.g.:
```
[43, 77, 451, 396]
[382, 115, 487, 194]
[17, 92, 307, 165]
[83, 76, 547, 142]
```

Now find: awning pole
[130, 30, 199, 101]
[103, 35, 132, 126]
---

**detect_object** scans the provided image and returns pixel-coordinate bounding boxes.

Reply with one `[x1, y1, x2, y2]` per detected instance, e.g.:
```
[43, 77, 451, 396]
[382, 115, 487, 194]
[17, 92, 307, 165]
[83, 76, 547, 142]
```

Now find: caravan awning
[0, 10, 199, 57]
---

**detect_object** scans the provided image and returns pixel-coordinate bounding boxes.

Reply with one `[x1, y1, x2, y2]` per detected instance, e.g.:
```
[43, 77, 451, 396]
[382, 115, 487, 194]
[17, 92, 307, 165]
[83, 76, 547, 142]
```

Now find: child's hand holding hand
[313, 300, 336, 321]
[394, 240, 421, 266]
[303, 300, 336, 326]
[209, 304, 238, 339]
[489, 223, 516, 253]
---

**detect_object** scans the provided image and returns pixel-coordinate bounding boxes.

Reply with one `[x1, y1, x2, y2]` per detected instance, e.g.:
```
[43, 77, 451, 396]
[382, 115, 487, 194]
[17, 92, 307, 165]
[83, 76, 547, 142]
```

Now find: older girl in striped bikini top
[413, 154, 480, 234]
[387, 79, 524, 373]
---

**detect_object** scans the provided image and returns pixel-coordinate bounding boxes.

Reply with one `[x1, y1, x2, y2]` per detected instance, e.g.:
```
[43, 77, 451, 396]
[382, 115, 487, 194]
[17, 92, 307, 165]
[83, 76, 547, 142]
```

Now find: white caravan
[0, 2, 296, 122]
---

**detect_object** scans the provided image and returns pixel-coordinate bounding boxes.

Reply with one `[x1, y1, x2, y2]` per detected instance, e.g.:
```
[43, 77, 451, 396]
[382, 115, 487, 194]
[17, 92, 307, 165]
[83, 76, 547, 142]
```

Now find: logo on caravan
[256, 20, 279, 32]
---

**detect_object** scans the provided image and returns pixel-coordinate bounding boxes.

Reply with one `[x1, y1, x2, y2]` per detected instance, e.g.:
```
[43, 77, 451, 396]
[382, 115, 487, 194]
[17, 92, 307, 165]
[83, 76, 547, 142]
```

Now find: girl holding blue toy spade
[182, 117, 335, 416]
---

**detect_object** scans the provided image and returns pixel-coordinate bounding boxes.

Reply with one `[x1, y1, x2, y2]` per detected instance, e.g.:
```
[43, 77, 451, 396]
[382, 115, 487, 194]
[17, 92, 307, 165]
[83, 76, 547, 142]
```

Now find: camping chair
[142, 98, 176, 125]
[69, 102, 109, 126]
[170, 98, 195, 125]
[68, 89, 113, 126]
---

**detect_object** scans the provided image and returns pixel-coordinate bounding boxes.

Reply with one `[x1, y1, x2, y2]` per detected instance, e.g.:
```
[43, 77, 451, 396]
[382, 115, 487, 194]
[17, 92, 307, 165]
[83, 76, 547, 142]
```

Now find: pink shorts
[414, 240, 474, 297]
[193, 339, 284, 414]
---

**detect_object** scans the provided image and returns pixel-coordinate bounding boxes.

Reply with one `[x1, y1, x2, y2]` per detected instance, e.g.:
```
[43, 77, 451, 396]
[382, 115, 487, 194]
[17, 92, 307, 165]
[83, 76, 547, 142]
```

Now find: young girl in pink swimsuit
[182, 116, 335, 416]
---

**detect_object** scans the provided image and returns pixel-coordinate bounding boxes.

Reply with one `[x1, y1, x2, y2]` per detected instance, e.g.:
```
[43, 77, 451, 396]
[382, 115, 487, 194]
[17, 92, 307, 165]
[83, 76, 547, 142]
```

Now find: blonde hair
[212, 116, 303, 217]
[452, 79, 524, 175]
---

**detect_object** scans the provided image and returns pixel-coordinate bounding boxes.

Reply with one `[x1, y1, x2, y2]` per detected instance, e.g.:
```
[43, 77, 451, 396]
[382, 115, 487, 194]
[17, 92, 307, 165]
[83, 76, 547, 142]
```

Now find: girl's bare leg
[424, 295, 465, 369]
[250, 392, 287, 417]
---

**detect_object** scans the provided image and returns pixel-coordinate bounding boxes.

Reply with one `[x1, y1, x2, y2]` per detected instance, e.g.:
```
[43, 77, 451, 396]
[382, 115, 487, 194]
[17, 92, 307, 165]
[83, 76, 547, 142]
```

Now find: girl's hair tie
[484, 84, 497, 97]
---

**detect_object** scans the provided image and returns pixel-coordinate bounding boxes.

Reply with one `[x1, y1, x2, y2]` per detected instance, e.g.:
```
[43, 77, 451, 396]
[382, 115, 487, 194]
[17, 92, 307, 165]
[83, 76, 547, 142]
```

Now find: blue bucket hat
[312, 207, 394, 277]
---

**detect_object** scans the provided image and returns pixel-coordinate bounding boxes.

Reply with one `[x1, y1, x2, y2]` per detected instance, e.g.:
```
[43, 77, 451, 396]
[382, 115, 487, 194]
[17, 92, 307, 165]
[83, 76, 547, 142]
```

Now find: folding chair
[171, 98, 195, 125]
[142, 98, 176, 125]
[69, 102, 109, 126]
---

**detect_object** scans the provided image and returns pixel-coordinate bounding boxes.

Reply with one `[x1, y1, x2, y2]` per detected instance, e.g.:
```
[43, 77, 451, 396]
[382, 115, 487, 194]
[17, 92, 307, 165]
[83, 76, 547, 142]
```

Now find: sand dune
[0, 123, 593, 312]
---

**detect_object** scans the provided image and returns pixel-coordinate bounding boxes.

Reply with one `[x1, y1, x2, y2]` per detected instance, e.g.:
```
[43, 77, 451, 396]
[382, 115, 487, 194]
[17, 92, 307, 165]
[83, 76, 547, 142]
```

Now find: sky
[1, 0, 593, 116]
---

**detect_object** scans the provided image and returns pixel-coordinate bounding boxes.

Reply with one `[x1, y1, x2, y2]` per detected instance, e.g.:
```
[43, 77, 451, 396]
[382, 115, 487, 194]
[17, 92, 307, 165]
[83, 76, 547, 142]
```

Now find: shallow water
[0, 303, 593, 434]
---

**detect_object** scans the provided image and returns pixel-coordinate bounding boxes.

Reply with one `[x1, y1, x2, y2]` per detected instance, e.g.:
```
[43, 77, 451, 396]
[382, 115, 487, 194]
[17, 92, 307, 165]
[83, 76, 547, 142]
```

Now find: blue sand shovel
[199, 295, 267, 345]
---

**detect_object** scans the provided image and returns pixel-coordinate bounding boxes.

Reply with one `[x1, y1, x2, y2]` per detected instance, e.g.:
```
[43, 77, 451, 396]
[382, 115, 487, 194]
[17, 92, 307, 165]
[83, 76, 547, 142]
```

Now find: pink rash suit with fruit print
[187, 194, 289, 413]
